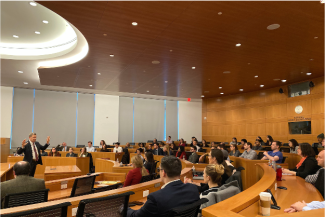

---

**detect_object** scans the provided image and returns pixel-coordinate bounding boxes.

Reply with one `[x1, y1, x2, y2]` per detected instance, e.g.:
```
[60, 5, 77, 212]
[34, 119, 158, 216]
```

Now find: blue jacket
[128, 180, 199, 217]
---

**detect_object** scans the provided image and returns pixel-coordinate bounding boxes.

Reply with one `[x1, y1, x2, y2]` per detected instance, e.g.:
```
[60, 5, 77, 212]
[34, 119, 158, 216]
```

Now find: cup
[259, 192, 271, 216]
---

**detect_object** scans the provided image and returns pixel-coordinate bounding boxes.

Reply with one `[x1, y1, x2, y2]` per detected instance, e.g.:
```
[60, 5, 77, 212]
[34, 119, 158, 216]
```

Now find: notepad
[98, 181, 118, 185]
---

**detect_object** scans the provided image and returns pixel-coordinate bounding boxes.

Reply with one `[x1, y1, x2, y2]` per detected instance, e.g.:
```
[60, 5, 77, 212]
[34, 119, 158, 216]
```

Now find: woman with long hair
[266, 135, 273, 146]
[48, 147, 61, 157]
[99, 140, 106, 149]
[229, 143, 240, 157]
[282, 143, 320, 178]
[123, 155, 149, 187]
[175, 146, 187, 160]
[179, 138, 186, 147]
[100, 144, 110, 152]
[144, 151, 155, 174]
[163, 145, 173, 156]
[202, 139, 209, 147]
[288, 139, 299, 154]
[79, 147, 89, 157]
[170, 143, 177, 151]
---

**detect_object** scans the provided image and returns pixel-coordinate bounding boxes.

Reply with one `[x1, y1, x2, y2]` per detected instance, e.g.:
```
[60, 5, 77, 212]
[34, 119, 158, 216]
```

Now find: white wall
[179, 101, 202, 143]
[1, 86, 13, 138]
[94, 94, 119, 145]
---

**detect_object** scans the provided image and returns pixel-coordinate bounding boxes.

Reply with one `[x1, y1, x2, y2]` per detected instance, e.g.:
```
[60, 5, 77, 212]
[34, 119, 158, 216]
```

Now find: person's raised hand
[46, 136, 50, 144]
[21, 139, 27, 147]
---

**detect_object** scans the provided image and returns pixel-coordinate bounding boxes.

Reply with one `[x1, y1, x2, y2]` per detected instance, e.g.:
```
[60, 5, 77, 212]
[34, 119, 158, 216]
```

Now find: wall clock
[295, 105, 303, 114]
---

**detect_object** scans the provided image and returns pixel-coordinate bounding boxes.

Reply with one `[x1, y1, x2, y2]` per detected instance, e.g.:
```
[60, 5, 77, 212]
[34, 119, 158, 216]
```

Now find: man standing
[127, 156, 199, 217]
[86, 141, 96, 152]
[153, 143, 163, 155]
[239, 142, 257, 160]
[1, 161, 46, 207]
[188, 147, 199, 163]
[261, 141, 283, 163]
[17, 133, 50, 177]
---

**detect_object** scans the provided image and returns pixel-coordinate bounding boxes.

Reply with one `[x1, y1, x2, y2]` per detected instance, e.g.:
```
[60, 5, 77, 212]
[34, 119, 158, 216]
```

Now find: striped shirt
[305, 168, 324, 185]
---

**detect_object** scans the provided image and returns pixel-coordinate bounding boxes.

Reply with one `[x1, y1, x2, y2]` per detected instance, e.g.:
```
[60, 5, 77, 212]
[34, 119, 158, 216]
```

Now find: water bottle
[183, 155, 185, 160]
[268, 160, 271, 166]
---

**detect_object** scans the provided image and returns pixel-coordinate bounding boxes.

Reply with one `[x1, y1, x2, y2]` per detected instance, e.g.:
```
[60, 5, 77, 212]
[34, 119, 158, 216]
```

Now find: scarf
[296, 156, 307, 169]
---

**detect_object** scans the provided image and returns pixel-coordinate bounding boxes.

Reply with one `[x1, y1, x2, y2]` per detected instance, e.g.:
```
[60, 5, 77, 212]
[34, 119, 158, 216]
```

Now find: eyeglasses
[157, 168, 164, 172]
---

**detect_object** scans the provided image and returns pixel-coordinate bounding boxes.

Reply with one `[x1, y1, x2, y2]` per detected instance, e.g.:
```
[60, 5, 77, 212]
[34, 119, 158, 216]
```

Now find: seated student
[1, 161, 46, 208]
[48, 147, 61, 157]
[256, 136, 266, 146]
[66, 147, 77, 157]
[144, 151, 155, 173]
[175, 146, 187, 160]
[99, 140, 106, 149]
[305, 149, 324, 185]
[265, 135, 273, 146]
[261, 141, 283, 163]
[199, 164, 225, 211]
[60, 142, 70, 152]
[100, 144, 110, 152]
[163, 145, 172, 156]
[113, 142, 123, 153]
[312, 133, 324, 148]
[86, 141, 96, 152]
[284, 200, 325, 213]
[239, 142, 257, 160]
[202, 139, 209, 147]
[146, 144, 153, 153]
[190, 137, 196, 146]
[217, 144, 230, 161]
[240, 139, 247, 150]
[188, 146, 199, 163]
[289, 139, 299, 154]
[199, 146, 216, 163]
[179, 138, 186, 147]
[229, 143, 240, 157]
[127, 156, 199, 217]
[166, 136, 173, 145]
[41, 150, 48, 156]
[252, 139, 263, 151]
[230, 137, 237, 145]
[193, 140, 201, 152]
[124, 155, 149, 187]
[151, 138, 158, 147]
[138, 143, 146, 152]
[170, 143, 177, 151]
[152, 143, 163, 155]
[282, 143, 321, 179]
[79, 147, 90, 157]
[136, 148, 144, 161]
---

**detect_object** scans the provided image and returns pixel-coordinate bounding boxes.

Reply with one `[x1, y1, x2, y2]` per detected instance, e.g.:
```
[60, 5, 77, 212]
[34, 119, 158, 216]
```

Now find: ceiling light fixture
[147, 90, 149, 92]
[248, 63, 251, 65]
[110, 54, 114, 57]
[310, 58, 314, 61]
[223, 71, 230, 74]
[29, 2, 37, 6]
[220, 93, 224, 95]
[236, 43, 241, 47]
[42, 20, 49, 24]
[192, 67, 196, 69]
[98, 73, 101, 75]
[306, 73, 312, 75]
[18, 71, 23, 73]
[219, 87, 222, 89]
[152, 60, 160, 64]
[132, 22, 138, 26]
[239, 89, 244, 91]
[103, 34, 107, 36]
[201, 95, 204, 97]
[255, 75, 258, 78]
[89, 85, 92, 87]
[314, 36, 318, 39]
[13, 35, 19, 38]
[218, 12, 222, 15]
[165, 81, 168, 83]
[170, 50, 173, 52]
[281, 80, 287, 82]
[260, 85, 264, 87]
[267, 24, 280, 30]
[35, 31, 40, 34]
[23, 82, 28, 84]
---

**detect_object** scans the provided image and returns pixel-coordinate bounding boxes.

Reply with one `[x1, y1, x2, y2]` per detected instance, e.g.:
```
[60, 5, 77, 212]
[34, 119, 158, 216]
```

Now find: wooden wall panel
[203, 76, 324, 144]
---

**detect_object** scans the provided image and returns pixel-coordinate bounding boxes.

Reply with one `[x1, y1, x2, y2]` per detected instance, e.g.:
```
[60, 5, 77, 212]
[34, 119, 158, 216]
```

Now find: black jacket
[128, 180, 199, 217]
[17, 141, 49, 165]
[153, 148, 163, 155]
[291, 156, 321, 179]
[66, 153, 77, 157]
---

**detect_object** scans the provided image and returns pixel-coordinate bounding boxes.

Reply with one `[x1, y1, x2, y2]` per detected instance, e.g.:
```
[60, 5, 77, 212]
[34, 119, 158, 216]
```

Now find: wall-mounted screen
[288, 81, 310, 98]
[288, 121, 311, 134]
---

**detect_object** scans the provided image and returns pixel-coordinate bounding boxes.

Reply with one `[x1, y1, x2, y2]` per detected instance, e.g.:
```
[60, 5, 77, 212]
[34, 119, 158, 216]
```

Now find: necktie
[33, 143, 38, 161]
[116, 149, 118, 153]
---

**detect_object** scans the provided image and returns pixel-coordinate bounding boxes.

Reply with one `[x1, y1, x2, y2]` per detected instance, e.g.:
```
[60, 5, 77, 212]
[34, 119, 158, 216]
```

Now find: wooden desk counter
[95, 159, 133, 174]
[44, 165, 82, 181]
[0, 163, 14, 182]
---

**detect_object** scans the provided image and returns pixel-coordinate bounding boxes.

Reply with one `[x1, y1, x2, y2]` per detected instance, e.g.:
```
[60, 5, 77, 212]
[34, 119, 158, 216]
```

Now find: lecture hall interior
[0, 1, 324, 217]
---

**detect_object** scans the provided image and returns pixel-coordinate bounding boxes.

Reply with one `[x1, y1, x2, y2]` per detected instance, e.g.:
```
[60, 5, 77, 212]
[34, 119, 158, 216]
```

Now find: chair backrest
[76, 191, 134, 217]
[282, 143, 289, 146]
[280, 147, 290, 153]
[76, 145, 85, 148]
[315, 168, 324, 198]
[140, 174, 154, 183]
[168, 198, 208, 217]
[1, 202, 71, 217]
[91, 183, 123, 193]
[263, 146, 272, 151]
[215, 185, 241, 202]
[70, 175, 97, 197]
[4, 189, 49, 209]
[282, 156, 287, 163]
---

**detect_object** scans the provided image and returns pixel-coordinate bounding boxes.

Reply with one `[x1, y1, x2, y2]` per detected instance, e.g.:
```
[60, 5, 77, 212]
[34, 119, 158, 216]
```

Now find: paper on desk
[98, 181, 118, 185]
[282, 173, 293, 175]
[97, 184, 109, 187]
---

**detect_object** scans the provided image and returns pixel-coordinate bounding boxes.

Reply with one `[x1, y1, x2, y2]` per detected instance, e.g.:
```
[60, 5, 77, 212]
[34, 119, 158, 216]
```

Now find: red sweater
[123, 167, 149, 187]
[176, 151, 187, 160]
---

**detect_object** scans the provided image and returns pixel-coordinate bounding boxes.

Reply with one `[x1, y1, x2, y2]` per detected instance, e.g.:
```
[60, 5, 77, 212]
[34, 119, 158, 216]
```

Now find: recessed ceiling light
[248, 63, 251, 65]
[219, 87, 222, 89]
[132, 22, 138, 26]
[89, 85, 92, 87]
[103, 34, 107, 36]
[201, 95, 204, 97]
[147, 90, 149, 92]
[281, 80, 287, 82]
[98, 73, 101, 75]
[35, 31, 40, 34]
[110, 54, 114, 57]
[239, 89, 244, 91]
[310, 58, 314, 61]
[220, 93, 224, 95]
[306, 73, 312, 75]
[192, 67, 196, 69]
[267, 24, 280, 30]
[42, 20, 49, 24]
[18, 71, 23, 73]
[260, 85, 264, 87]
[170, 50, 173, 52]
[165, 81, 168, 83]
[218, 12, 222, 15]
[236, 43, 241, 47]
[23, 82, 28, 84]
[152, 60, 160, 64]
[223, 71, 230, 74]
[13, 35, 19, 38]
[254, 75, 258, 78]
[29, 2, 37, 6]
[314, 36, 318, 39]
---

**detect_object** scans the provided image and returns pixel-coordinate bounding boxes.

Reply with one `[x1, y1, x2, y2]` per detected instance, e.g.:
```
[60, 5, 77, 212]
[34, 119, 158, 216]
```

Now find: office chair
[4, 189, 49, 209]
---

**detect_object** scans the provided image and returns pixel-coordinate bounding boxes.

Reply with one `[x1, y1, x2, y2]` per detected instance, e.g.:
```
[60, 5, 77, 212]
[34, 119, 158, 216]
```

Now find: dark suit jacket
[16, 141, 50, 165]
[291, 156, 321, 179]
[1, 175, 45, 208]
[60, 146, 71, 152]
[66, 153, 77, 157]
[153, 148, 163, 155]
[188, 152, 199, 163]
[128, 180, 199, 217]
